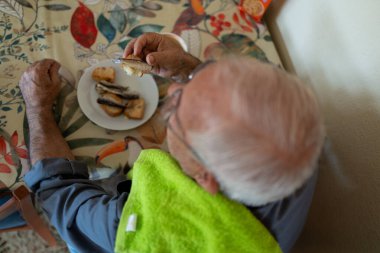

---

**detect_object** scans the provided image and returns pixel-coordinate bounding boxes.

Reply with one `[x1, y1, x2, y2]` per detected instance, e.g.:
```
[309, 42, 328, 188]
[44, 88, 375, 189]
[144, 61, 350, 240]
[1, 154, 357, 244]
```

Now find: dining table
[0, 0, 282, 190]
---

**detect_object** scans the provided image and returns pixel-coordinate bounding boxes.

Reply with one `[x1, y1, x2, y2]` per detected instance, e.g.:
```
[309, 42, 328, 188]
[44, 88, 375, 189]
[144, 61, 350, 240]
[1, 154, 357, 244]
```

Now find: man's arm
[20, 60, 74, 164]
[26, 109, 74, 164]
[20, 59, 128, 253]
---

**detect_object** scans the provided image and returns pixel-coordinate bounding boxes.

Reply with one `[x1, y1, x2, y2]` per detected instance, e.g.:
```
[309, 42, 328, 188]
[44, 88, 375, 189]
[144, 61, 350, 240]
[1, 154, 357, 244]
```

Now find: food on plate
[92, 64, 146, 120]
[95, 81, 140, 100]
[121, 55, 152, 77]
[97, 93, 125, 117]
[124, 98, 145, 119]
[96, 80, 128, 91]
[92, 66, 116, 83]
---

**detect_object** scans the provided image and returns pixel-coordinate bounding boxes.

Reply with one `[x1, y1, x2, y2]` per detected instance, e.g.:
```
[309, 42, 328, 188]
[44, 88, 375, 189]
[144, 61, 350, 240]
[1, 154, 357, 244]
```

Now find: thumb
[146, 53, 156, 66]
[147, 51, 181, 78]
[146, 51, 177, 68]
[146, 52, 163, 67]
[146, 52, 174, 78]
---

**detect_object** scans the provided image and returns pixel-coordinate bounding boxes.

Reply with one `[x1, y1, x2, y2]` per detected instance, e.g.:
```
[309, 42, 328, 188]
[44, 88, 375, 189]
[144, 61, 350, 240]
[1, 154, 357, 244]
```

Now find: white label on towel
[126, 214, 137, 232]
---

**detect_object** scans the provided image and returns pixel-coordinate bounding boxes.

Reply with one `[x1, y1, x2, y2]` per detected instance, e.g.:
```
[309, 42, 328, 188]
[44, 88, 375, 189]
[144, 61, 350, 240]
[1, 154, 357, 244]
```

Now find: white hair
[189, 57, 325, 206]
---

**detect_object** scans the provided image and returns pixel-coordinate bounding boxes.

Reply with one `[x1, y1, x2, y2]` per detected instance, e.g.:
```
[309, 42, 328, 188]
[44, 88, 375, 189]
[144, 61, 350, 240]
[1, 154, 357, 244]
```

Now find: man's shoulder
[247, 171, 318, 253]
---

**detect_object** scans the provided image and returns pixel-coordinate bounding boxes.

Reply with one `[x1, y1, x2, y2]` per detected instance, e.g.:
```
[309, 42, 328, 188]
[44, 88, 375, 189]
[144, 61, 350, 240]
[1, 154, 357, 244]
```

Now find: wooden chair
[0, 181, 57, 246]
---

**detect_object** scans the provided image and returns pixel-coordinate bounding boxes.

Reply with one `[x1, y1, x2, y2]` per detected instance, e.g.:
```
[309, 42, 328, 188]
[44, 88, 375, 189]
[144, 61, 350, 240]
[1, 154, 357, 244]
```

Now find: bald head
[178, 56, 324, 206]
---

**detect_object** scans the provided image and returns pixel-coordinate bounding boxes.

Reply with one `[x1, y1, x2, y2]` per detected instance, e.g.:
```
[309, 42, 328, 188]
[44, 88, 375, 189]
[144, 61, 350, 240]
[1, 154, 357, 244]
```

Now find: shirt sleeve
[249, 170, 318, 253]
[24, 158, 129, 253]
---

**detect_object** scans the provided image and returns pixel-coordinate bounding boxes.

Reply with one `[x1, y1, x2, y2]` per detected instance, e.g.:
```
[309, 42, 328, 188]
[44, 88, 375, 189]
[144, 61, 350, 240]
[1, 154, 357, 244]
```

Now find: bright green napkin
[115, 149, 282, 253]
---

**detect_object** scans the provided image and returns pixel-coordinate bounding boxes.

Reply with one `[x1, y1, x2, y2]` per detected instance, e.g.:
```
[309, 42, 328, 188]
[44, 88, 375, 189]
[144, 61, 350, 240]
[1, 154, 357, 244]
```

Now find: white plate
[77, 60, 159, 130]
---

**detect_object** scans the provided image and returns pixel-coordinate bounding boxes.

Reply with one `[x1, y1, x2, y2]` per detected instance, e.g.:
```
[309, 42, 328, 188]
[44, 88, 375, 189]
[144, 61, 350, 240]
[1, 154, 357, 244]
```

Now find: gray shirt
[24, 158, 317, 253]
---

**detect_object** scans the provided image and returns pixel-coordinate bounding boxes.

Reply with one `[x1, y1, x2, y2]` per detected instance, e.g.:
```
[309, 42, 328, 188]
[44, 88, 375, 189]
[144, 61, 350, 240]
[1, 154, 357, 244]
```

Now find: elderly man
[20, 33, 324, 253]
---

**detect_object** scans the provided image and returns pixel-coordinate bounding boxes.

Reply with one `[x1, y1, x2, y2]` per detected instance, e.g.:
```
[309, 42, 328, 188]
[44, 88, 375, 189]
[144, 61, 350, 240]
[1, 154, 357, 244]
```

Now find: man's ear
[194, 170, 219, 195]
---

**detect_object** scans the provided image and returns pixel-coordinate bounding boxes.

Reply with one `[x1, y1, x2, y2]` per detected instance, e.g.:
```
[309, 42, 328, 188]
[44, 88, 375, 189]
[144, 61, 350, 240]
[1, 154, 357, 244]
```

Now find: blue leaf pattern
[110, 5, 127, 33]
[118, 39, 131, 50]
[128, 24, 164, 38]
[97, 14, 116, 43]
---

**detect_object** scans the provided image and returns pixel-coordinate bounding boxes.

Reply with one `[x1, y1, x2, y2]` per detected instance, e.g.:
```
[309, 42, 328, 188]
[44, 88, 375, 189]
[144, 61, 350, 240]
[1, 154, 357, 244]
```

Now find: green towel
[115, 149, 282, 253]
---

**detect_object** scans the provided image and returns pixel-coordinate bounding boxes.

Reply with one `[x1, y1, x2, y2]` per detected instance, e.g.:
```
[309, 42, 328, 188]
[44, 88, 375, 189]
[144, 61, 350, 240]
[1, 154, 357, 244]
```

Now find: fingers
[19, 59, 62, 110]
[29, 59, 55, 75]
[28, 61, 39, 70]
[123, 38, 136, 57]
[133, 34, 155, 57]
[22, 59, 61, 88]
[50, 61, 61, 84]
[30, 59, 55, 84]
[36, 58, 56, 69]
[123, 33, 162, 58]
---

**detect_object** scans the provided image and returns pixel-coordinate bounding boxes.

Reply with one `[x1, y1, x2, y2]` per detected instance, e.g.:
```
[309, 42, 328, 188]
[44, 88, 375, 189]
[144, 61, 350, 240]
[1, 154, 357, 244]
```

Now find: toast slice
[124, 98, 145, 119]
[92, 67, 116, 83]
[98, 93, 124, 117]
[121, 55, 152, 77]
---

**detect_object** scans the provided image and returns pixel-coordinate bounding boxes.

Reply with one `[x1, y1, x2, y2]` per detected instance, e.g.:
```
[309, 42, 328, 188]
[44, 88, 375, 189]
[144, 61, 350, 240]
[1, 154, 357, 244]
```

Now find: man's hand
[124, 33, 201, 83]
[19, 59, 61, 113]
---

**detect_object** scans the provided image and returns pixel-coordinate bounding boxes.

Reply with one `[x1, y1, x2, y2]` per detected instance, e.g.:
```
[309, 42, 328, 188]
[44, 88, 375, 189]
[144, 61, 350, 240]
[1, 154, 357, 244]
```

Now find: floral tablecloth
[0, 0, 281, 188]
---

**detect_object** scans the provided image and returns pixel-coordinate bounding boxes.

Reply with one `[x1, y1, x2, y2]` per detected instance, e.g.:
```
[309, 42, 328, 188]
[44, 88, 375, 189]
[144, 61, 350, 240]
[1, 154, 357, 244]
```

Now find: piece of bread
[92, 67, 116, 83]
[98, 93, 124, 117]
[121, 55, 152, 77]
[124, 98, 145, 119]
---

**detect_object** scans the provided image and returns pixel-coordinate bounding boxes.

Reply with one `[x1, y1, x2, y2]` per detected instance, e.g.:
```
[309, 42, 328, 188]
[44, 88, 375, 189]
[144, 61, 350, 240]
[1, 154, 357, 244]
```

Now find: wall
[266, 0, 380, 252]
